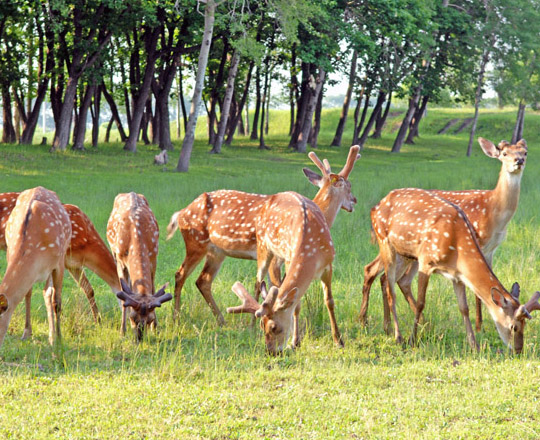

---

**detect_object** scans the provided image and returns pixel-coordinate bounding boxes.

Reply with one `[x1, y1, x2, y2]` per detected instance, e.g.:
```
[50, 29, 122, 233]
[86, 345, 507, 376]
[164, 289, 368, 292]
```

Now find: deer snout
[516, 158, 525, 166]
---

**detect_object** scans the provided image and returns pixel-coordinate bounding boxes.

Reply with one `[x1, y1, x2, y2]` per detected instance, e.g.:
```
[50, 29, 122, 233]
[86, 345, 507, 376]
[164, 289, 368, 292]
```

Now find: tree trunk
[51, 76, 79, 151]
[1, 84, 16, 143]
[258, 59, 271, 150]
[207, 38, 229, 146]
[289, 62, 310, 149]
[391, 86, 421, 153]
[105, 117, 114, 142]
[225, 61, 254, 145]
[511, 101, 526, 144]
[124, 25, 160, 152]
[358, 91, 385, 148]
[102, 82, 127, 141]
[250, 66, 262, 140]
[371, 93, 392, 139]
[211, 50, 240, 154]
[352, 91, 369, 145]
[296, 68, 326, 153]
[289, 43, 298, 136]
[467, 46, 491, 156]
[331, 50, 357, 147]
[90, 85, 101, 147]
[265, 76, 271, 135]
[309, 77, 324, 149]
[72, 84, 95, 150]
[405, 95, 428, 144]
[176, 0, 216, 172]
[178, 64, 188, 133]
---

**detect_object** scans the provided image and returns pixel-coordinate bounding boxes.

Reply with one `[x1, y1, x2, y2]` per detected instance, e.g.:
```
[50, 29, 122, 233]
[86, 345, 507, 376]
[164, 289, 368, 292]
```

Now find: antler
[308, 152, 330, 177]
[255, 285, 279, 318]
[338, 145, 361, 179]
[227, 282, 261, 315]
[525, 291, 540, 314]
[151, 282, 172, 308]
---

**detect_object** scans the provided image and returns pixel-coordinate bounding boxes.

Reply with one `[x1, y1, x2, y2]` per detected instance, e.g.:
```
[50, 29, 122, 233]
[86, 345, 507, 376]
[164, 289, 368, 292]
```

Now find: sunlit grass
[0, 107, 540, 438]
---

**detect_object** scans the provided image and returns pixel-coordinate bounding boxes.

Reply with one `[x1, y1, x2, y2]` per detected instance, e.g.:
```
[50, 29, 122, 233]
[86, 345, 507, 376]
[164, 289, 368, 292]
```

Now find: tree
[176, 0, 217, 172]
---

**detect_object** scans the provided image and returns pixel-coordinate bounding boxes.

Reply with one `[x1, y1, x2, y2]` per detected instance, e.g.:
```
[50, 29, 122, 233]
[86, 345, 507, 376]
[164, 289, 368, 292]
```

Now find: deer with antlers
[0, 187, 72, 348]
[166, 146, 360, 326]
[107, 192, 172, 341]
[227, 190, 342, 354]
[360, 138, 528, 333]
[0, 192, 121, 339]
[370, 187, 539, 351]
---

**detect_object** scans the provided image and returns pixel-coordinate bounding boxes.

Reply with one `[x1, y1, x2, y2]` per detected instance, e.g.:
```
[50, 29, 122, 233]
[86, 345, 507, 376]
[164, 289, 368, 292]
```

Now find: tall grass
[0, 107, 540, 439]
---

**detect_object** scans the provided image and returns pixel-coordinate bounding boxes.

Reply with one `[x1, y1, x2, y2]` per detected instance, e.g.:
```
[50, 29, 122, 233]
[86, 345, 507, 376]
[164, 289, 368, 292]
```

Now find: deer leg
[453, 280, 478, 350]
[410, 270, 429, 346]
[268, 257, 283, 287]
[397, 260, 418, 314]
[380, 273, 391, 334]
[173, 237, 207, 323]
[21, 288, 33, 340]
[195, 251, 226, 326]
[292, 303, 302, 348]
[68, 266, 101, 323]
[321, 267, 344, 347]
[44, 264, 64, 346]
[115, 263, 130, 336]
[252, 246, 275, 327]
[359, 255, 384, 326]
[384, 267, 403, 344]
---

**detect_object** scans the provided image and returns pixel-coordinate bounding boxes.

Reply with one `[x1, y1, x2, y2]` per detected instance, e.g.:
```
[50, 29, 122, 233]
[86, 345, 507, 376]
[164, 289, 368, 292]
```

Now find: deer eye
[503, 152, 507, 156]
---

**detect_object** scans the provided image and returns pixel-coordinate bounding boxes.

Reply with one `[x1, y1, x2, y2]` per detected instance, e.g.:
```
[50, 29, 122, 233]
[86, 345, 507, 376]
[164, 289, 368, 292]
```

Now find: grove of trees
[0, 0, 539, 170]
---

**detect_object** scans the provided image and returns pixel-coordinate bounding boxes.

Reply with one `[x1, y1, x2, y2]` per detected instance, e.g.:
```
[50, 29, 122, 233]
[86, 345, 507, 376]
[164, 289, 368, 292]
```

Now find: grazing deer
[166, 146, 360, 325]
[360, 138, 528, 332]
[107, 192, 172, 340]
[371, 187, 539, 351]
[0, 187, 71, 348]
[0, 192, 121, 339]
[227, 191, 342, 354]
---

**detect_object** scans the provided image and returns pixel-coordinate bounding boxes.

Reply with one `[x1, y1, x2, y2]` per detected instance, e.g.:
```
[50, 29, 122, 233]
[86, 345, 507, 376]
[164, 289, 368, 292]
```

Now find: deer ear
[510, 282, 520, 300]
[478, 138, 500, 158]
[0, 294, 8, 314]
[120, 278, 132, 294]
[516, 139, 528, 150]
[303, 168, 323, 188]
[491, 287, 507, 308]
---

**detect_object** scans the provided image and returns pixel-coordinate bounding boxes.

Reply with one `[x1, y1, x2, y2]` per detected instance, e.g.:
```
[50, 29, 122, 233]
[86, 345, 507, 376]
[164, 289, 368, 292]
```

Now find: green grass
[1, 107, 540, 439]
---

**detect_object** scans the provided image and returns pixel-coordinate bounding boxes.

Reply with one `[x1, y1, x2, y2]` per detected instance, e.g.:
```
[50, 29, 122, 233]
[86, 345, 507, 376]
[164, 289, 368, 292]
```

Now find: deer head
[227, 281, 299, 355]
[116, 279, 172, 341]
[479, 138, 527, 175]
[490, 284, 540, 353]
[303, 146, 360, 220]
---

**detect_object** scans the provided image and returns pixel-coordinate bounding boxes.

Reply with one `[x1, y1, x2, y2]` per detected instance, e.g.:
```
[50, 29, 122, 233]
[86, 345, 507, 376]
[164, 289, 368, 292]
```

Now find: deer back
[2, 187, 71, 295]
[0, 192, 21, 250]
[168, 190, 270, 258]
[107, 192, 158, 295]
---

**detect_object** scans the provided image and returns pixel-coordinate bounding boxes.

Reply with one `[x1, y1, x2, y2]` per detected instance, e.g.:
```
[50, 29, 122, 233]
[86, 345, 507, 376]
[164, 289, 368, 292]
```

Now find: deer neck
[490, 168, 522, 224]
[312, 187, 341, 228]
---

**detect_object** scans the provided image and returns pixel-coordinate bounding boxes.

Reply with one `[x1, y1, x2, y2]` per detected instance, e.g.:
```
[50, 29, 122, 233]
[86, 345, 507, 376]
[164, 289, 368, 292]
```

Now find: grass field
[1, 107, 540, 439]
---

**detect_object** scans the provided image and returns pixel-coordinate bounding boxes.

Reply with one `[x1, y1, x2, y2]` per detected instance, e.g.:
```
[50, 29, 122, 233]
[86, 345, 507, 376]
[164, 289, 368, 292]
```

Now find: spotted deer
[0, 192, 121, 339]
[371, 187, 539, 352]
[360, 138, 528, 332]
[107, 192, 172, 340]
[0, 187, 71, 348]
[167, 146, 360, 325]
[227, 191, 342, 354]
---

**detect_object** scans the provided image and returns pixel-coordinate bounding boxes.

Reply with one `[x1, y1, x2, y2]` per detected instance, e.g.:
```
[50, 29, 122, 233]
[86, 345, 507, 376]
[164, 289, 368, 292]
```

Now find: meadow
[1, 107, 540, 439]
